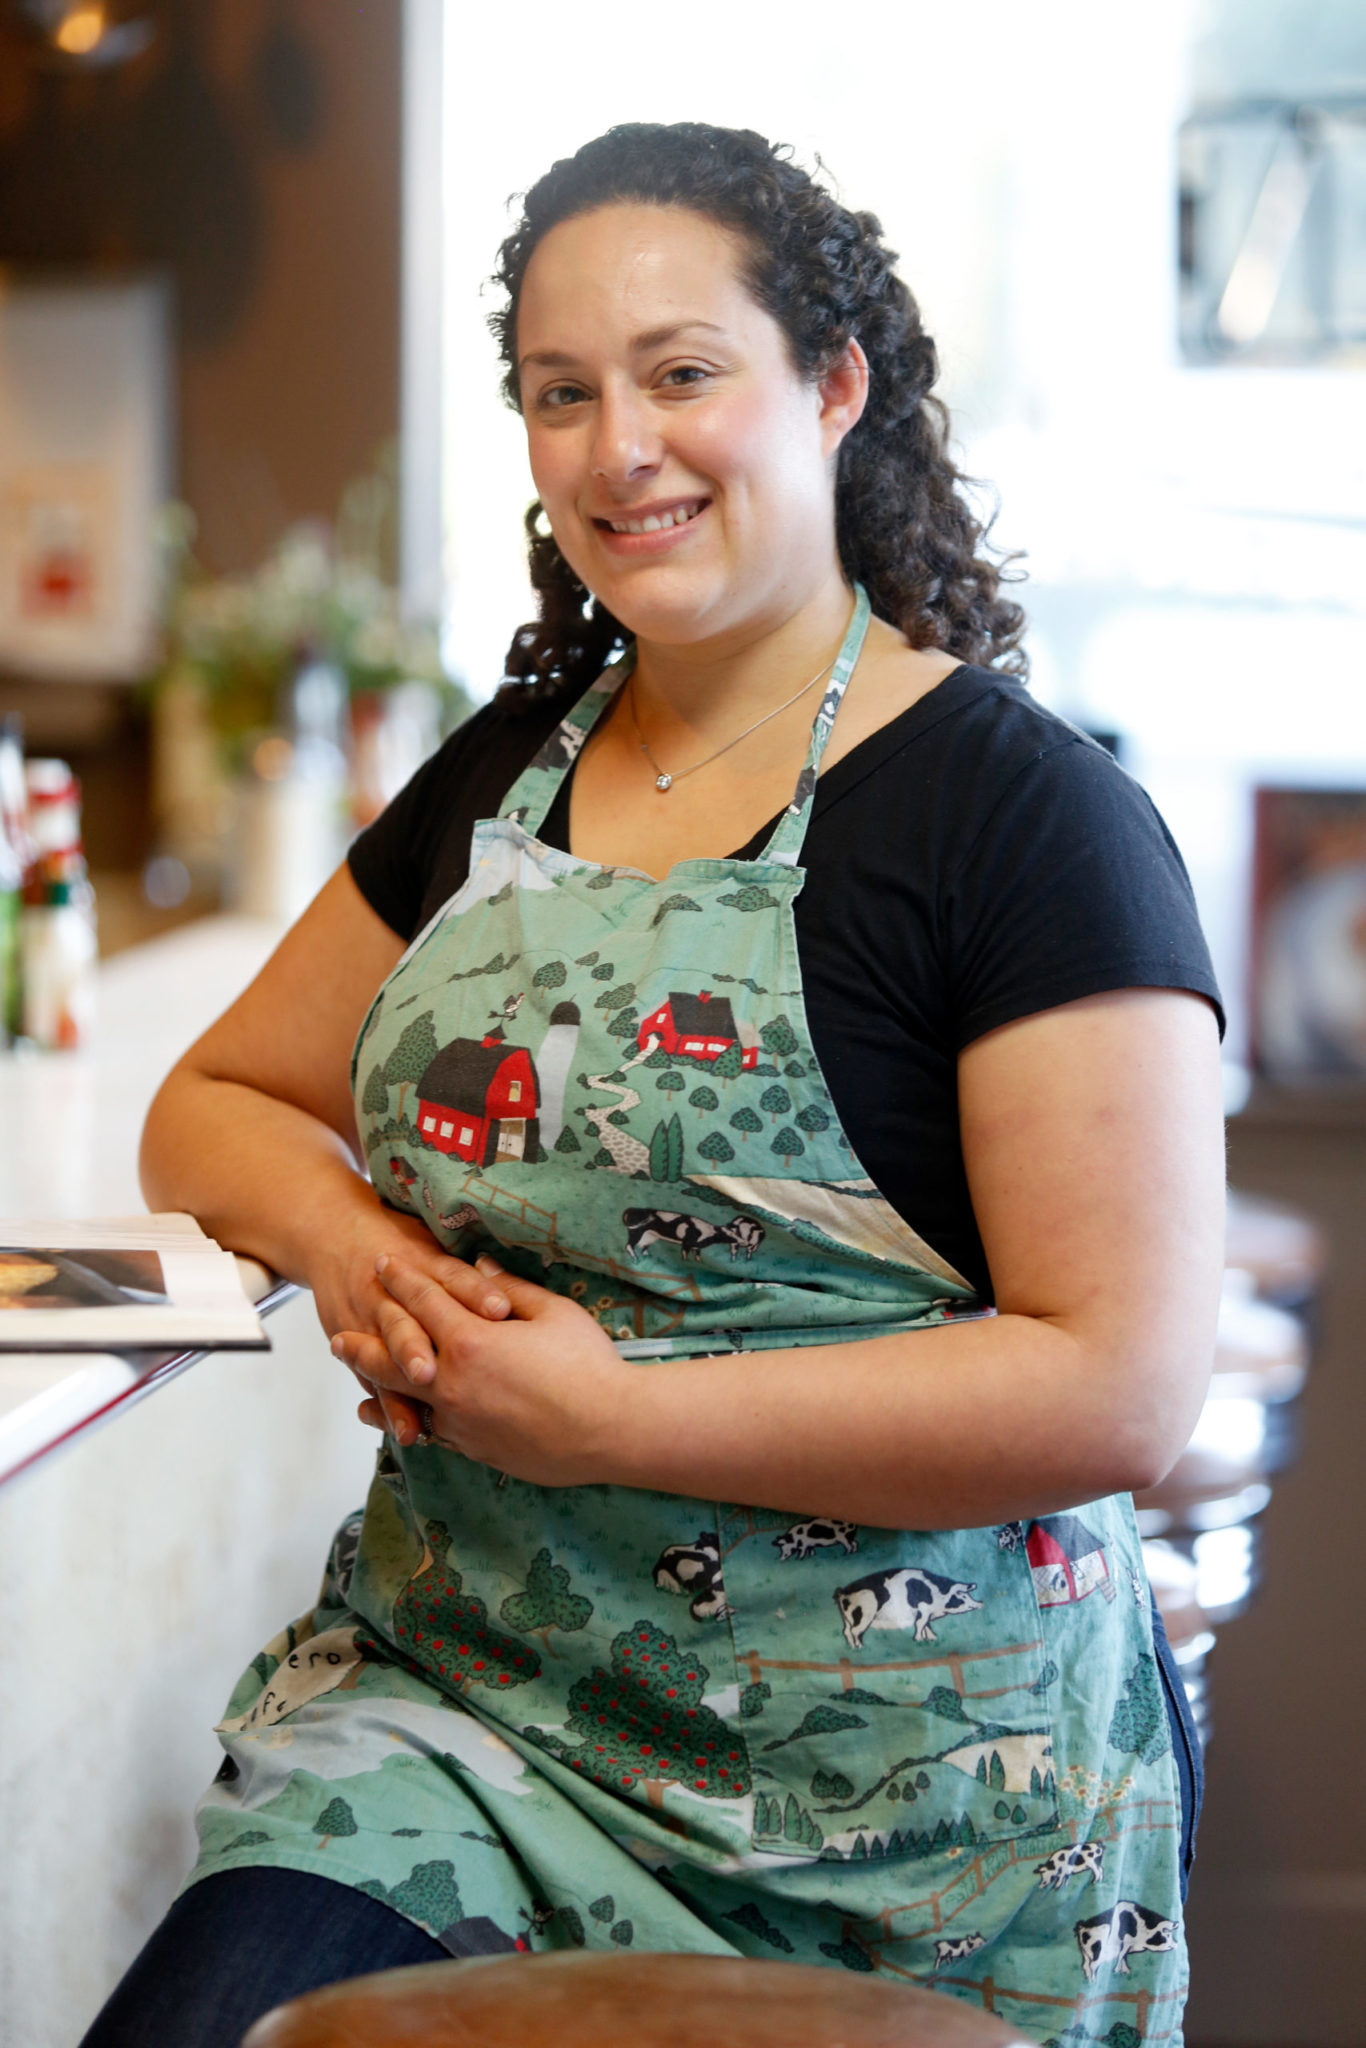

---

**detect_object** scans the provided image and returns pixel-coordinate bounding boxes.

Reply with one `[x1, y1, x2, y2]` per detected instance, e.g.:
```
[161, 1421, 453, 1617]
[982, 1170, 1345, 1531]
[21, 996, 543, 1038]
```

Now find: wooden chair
[243, 1950, 1033, 2048]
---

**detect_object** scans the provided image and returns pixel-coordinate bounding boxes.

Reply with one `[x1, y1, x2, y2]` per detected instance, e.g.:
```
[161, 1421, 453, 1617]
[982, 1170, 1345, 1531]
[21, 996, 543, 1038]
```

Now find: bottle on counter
[231, 652, 349, 923]
[20, 877, 98, 1050]
[0, 716, 26, 845]
[24, 757, 84, 888]
[0, 805, 19, 1051]
[0, 719, 28, 1047]
[19, 758, 98, 1051]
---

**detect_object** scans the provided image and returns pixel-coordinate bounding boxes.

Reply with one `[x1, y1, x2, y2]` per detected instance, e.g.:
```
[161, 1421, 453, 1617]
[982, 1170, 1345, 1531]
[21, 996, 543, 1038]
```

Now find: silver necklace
[626, 654, 835, 794]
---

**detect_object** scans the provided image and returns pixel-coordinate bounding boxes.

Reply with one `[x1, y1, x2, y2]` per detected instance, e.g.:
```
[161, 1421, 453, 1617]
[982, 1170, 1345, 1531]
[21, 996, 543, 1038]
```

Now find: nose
[590, 382, 662, 486]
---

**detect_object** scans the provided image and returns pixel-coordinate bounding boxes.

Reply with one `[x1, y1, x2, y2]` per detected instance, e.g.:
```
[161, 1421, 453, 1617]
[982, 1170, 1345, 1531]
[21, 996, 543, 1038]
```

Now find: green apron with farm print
[189, 588, 1189, 2044]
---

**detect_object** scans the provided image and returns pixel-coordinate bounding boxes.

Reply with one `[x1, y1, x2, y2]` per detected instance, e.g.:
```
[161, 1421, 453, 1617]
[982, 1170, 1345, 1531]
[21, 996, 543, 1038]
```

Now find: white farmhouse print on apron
[190, 588, 1188, 2044]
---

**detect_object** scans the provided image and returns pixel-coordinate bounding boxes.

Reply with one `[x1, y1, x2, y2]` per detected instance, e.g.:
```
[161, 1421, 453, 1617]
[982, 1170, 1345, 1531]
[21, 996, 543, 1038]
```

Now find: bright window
[428, 0, 1365, 1069]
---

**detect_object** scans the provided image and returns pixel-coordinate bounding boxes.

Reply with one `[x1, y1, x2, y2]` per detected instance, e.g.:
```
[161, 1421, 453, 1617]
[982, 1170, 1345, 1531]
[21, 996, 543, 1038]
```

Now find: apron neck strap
[760, 583, 870, 868]
[498, 584, 872, 863]
[497, 647, 635, 832]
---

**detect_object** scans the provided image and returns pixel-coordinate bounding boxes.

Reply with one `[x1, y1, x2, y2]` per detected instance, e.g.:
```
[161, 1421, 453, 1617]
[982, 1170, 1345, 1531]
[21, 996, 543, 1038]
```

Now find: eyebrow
[518, 320, 729, 372]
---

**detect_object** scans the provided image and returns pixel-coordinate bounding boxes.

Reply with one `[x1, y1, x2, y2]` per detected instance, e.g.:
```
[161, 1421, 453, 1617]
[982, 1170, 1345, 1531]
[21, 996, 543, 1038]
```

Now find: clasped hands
[329, 1250, 631, 1488]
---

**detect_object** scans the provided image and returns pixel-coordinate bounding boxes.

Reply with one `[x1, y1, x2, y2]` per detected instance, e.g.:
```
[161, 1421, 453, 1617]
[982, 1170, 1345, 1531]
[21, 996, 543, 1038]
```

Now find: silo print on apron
[189, 587, 1189, 2044]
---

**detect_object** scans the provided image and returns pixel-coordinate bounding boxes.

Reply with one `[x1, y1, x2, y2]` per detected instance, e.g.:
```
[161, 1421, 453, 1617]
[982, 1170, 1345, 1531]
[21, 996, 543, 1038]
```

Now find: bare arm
[140, 867, 400, 1267]
[354, 987, 1226, 1527]
[603, 986, 1226, 1524]
[140, 866, 510, 1392]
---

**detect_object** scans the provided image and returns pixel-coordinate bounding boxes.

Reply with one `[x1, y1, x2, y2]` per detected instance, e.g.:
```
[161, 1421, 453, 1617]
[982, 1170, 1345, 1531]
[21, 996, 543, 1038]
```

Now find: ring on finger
[412, 1404, 461, 1453]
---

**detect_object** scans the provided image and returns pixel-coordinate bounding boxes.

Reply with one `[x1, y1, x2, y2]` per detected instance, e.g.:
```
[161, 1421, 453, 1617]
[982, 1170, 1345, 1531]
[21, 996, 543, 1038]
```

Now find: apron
[189, 590, 1189, 2043]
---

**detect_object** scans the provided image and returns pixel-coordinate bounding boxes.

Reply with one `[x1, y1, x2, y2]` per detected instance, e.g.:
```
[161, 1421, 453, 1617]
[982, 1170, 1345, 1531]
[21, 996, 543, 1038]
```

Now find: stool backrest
[244, 1949, 1035, 2048]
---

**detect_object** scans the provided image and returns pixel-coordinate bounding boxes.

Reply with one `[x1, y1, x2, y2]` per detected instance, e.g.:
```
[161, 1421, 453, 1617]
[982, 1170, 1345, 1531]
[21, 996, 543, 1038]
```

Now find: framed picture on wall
[1252, 787, 1366, 1080]
[0, 274, 172, 682]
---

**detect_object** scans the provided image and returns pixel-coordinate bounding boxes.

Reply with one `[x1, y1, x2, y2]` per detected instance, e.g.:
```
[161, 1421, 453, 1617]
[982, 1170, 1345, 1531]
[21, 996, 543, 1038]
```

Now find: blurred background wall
[438, 0, 1366, 1083]
[0, 0, 401, 883]
[0, 0, 401, 571]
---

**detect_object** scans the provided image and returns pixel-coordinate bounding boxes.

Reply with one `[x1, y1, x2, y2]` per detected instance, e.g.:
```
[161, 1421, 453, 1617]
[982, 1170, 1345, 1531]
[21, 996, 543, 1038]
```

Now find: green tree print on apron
[190, 589, 1189, 2043]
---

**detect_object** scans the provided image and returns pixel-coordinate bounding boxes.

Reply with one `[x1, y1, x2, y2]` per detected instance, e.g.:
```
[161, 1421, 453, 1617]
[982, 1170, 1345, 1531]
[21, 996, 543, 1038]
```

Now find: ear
[817, 338, 870, 458]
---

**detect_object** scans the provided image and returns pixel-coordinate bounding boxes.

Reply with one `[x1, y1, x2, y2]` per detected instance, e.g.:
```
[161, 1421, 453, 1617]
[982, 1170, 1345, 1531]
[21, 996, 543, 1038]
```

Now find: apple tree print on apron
[191, 590, 1189, 2043]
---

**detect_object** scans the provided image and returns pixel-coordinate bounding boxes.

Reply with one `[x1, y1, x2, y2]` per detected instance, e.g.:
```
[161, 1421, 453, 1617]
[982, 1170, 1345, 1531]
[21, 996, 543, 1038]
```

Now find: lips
[593, 497, 709, 536]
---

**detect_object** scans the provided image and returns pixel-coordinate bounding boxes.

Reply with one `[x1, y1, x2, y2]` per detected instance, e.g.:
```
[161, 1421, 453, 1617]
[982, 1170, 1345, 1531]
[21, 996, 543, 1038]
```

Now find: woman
[87, 124, 1223, 2047]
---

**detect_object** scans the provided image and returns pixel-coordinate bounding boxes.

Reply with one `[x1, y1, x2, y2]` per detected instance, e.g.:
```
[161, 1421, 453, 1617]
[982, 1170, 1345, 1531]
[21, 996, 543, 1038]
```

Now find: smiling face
[516, 204, 859, 651]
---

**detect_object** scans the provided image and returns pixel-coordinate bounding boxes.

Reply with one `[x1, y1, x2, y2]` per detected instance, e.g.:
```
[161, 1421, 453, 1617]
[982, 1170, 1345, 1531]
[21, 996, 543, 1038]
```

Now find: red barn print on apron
[190, 590, 1188, 2043]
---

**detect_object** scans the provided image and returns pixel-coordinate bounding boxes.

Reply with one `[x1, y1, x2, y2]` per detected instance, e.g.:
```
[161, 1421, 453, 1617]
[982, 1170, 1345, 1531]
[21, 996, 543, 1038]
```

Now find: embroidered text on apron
[190, 590, 1189, 2043]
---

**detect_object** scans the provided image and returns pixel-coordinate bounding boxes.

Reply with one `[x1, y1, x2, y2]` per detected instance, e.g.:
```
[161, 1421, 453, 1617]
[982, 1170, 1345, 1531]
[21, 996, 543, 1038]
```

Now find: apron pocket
[719, 1511, 1057, 1863]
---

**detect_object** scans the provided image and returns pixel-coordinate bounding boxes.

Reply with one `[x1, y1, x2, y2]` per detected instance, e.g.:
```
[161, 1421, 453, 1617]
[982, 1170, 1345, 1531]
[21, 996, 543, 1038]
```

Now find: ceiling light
[11, 0, 155, 68]
[53, 3, 104, 54]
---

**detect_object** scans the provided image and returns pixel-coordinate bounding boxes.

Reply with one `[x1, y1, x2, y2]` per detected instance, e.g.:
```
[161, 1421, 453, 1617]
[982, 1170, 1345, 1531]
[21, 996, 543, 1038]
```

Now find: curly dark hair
[489, 121, 1026, 699]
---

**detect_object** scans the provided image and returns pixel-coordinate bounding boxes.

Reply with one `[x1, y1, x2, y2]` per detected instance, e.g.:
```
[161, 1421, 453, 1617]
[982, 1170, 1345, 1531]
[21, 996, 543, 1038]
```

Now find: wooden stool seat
[243, 1949, 1033, 2048]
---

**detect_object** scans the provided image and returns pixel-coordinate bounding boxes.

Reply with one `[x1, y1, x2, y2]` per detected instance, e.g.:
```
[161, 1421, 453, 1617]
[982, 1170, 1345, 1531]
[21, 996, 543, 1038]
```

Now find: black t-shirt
[348, 667, 1223, 1300]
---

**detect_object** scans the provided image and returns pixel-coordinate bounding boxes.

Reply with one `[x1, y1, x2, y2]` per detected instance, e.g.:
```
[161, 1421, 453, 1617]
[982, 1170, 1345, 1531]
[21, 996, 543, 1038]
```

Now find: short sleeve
[346, 692, 573, 940]
[947, 738, 1225, 1048]
[346, 733, 465, 940]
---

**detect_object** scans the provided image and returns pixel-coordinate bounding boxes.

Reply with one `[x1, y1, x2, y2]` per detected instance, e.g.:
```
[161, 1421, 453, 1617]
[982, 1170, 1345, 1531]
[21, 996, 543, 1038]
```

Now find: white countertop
[0, 915, 284, 1218]
[0, 917, 383, 2046]
[0, 917, 287, 1483]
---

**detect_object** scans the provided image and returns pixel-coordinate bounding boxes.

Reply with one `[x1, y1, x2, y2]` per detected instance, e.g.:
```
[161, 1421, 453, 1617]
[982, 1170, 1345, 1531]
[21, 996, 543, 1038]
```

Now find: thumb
[473, 1253, 551, 1318]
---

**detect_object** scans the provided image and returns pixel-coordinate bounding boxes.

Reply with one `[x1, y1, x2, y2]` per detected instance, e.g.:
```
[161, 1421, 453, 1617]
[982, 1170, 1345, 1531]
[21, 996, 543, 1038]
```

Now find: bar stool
[1143, 1539, 1217, 1733]
[1135, 1270, 1306, 1535]
[1223, 1186, 1324, 1312]
[1134, 1187, 1323, 1740]
[243, 1951, 1033, 2048]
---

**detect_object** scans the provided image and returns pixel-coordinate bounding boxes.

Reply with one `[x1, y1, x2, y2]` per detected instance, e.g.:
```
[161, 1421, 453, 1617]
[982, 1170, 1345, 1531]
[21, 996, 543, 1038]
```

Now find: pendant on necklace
[655, 773, 672, 793]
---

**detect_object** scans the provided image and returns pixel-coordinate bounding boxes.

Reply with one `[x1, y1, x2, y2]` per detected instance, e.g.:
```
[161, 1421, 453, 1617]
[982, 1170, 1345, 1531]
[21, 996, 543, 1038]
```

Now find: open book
[0, 1215, 270, 1351]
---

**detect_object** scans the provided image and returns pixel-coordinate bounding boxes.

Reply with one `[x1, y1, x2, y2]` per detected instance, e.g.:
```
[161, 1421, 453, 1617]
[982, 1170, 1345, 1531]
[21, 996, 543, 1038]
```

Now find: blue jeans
[78, 1867, 448, 2048]
[1152, 1596, 1204, 1901]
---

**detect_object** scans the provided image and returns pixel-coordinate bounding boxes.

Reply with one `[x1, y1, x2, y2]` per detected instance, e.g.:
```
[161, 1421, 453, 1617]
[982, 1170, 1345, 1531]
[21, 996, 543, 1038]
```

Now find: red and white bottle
[19, 759, 97, 1051]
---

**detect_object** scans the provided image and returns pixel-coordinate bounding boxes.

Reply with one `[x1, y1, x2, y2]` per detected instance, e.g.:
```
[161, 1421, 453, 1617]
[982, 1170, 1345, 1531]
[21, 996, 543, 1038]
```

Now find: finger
[472, 1253, 554, 1319]
[340, 1314, 433, 1389]
[377, 1387, 423, 1446]
[375, 1258, 486, 1360]
[332, 1332, 399, 1383]
[357, 1390, 405, 1438]
[428, 1253, 510, 1320]
[335, 1330, 439, 1401]
[371, 1293, 441, 1387]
